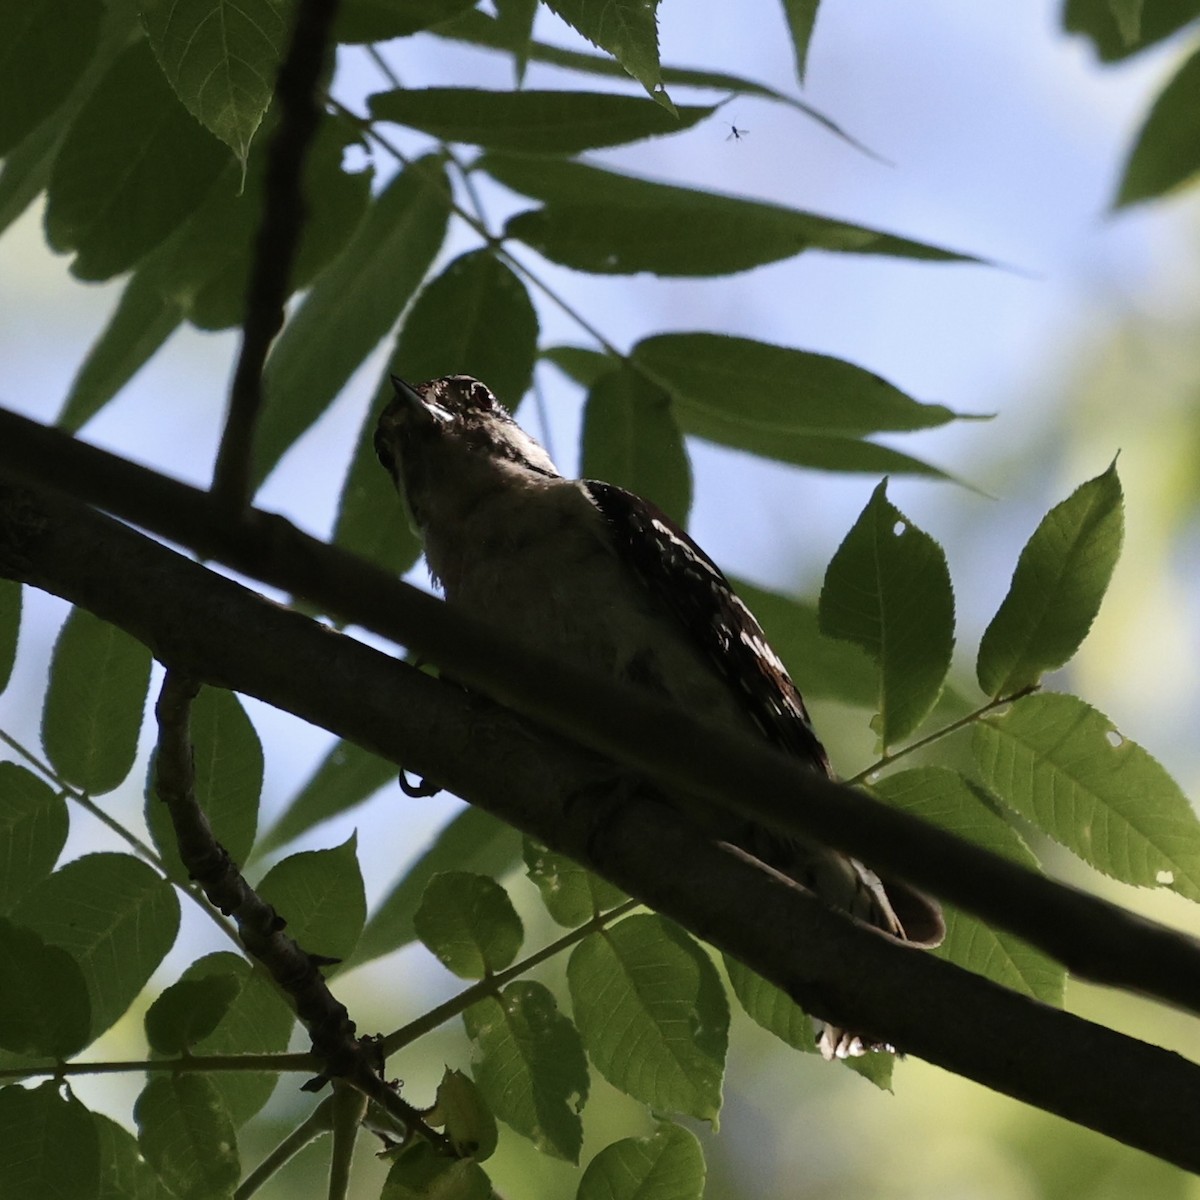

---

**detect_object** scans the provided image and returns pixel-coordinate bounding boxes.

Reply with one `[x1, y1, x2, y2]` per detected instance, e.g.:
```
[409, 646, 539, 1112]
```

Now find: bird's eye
[468, 382, 496, 411]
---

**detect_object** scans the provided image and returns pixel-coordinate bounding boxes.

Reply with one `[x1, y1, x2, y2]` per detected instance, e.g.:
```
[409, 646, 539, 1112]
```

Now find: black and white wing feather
[584, 481, 833, 777]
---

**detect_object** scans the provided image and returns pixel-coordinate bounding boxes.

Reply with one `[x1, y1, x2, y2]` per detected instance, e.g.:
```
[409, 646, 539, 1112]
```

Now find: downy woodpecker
[375, 373, 942, 1059]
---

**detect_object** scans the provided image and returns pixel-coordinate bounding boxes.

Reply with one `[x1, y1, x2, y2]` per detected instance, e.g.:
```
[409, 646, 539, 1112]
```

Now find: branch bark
[2, 408, 1200, 1016]
[3, 478, 1200, 1170]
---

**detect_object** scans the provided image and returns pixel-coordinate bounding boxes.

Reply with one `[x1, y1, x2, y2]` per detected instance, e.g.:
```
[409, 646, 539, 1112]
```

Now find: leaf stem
[845, 685, 1039, 785]
[0, 1050, 318, 1082]
[379, 898, 639, 1056]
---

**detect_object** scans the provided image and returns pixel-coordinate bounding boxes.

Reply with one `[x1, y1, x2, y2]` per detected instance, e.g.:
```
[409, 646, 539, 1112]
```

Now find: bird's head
[375, 375, 559, 532]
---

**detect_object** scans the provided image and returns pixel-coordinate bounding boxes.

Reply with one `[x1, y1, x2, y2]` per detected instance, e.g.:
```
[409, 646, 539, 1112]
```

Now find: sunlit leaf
[415, 871, 524, 979]
[256, 833, 366, 961]
[135, 1075, 239, 1200]
[974, 693, 1200, 901]
[819, 481, 955, 746]
[14, 853, 180, 1041]
[352, 807, 522, 968]
[567, 915, 727, 1121]
[872, 768, 1064, 1004]
[523, 840, 627, 928]
[428, 1066, 499, 1162]
[381, 1140, 491, 1200]
[141, 0, 289, 165]
[175, 952, 294, 1125]
[464, 981, 588, 1162]
[42, 606, 151, 795]
[723, 955, 815, 1052]
[578, 1123, 706, 1200]
[1115, 39, 1200, 206]
[541, 0, 668, 106]
[0, 763, 68, 914]
[977, 462, 1123, 696]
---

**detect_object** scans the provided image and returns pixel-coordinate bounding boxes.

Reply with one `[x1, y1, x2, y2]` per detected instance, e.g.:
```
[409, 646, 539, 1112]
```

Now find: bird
[374, 373, 942, 1059]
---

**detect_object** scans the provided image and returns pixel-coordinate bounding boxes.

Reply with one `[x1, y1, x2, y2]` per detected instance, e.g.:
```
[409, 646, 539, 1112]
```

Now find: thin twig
[381, 899, 639, 1056]
[212, 0, 343, 516]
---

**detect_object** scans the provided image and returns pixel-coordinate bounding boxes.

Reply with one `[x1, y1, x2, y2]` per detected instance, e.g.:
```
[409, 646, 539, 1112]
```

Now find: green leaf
[254, 156, 451, 488]
[728, 578, 876, 707]
[819, 481, 955, 746]
[485, 154, 980, 276]
[173, 952, 294, 1125]
[141, 0, 289, 166]
[0, 1, 134, 239]
[256, 833, 366, 961]
[260, 736, 397, 853]
[464, 980, 588, 1162]
[58, 271, 185, 432]
[0, 0, 105, 155]
[14, 854, 180, 1042]
[977, 462, 1124, 696]
[428, 1066, 499, 1162]
[382, 1140, 492, 1200]
[44, 40, 229, 280]
[567, 914, 727, 1121]
[332, 382, 425, 577]
[60, 114, 370, 429]
[722, 955, 815, 1052]
[542, 344, 616, 387]
[94, 1111, 171, 1200]
[577, 1123, 706, 1200]
[974, 693, 1200, 901]
[871, 767, 1064, 1004]
[42, 606, 151, 795]
[146, 685, 263, 880]
[1115, 38, 1200, 205]
[415, 871, 524, 978]
[1063, 0, 1199, 60]
[372, 88, 711, 153]
[495, 0, 538, 81]
[0, 1081, 101, 1200]
[144, 973, 243, 1055]
[437, 10, 866, 149]
[393, 249, 540, 405]
[0, 763, 68, 914]
[541, 0, 668, 105]
[0, 917, 91, 1057]
[0, 578, 17, 691]
[335, 0, 476, 43]
[582, 365, 692, 525]
[633, 333, 964, 435]
[352, 807, 522, 967]
[135, 1075, 239, 1200]
[523, 840, 627, 928]
[782, 0, 821, 81]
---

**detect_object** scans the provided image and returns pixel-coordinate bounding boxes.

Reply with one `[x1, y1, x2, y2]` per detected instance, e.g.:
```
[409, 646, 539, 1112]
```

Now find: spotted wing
[584, 481, 833, 777]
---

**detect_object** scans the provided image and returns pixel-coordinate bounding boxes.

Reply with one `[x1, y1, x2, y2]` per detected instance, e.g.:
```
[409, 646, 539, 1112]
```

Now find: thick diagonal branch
[1, 409, 1199, 1021]
[3, 480, 1200, 1171]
